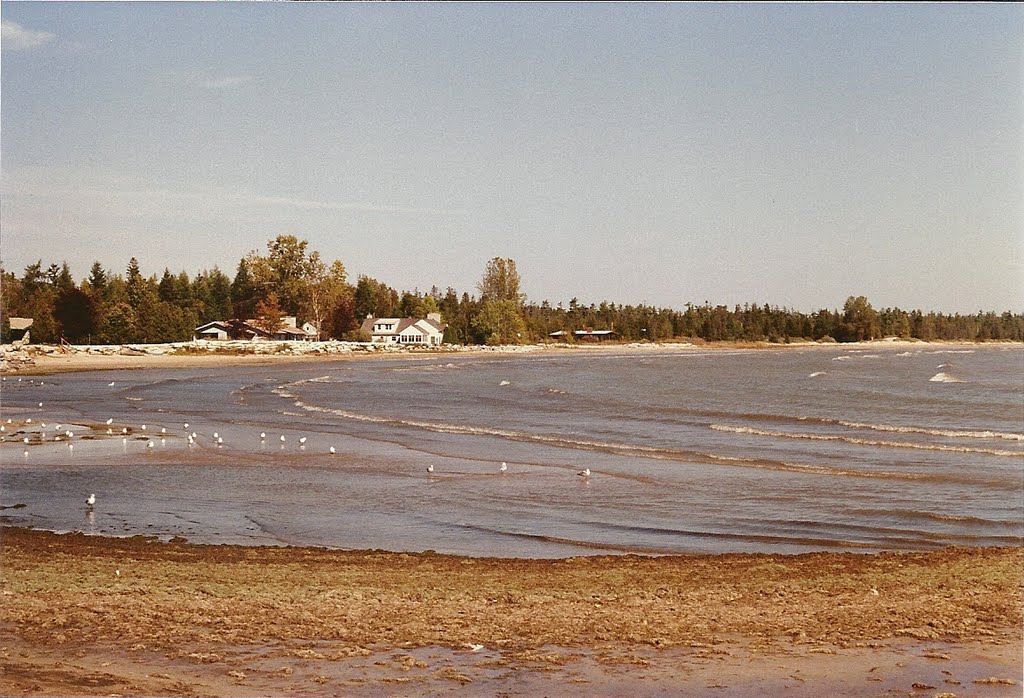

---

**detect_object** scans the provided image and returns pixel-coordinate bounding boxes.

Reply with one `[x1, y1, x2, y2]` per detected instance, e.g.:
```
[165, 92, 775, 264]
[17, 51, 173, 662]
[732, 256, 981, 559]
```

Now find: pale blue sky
[2, 3, 1021, 312]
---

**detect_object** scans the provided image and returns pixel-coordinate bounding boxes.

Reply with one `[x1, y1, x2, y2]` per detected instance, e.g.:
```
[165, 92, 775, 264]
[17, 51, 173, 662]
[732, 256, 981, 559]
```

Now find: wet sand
[2, 528, 1020, 696]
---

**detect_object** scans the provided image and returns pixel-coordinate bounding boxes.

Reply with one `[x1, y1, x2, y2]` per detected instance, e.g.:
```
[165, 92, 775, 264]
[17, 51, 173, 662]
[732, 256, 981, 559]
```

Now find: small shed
[8, 317, 34, 342]
[194, 321, 232, 341]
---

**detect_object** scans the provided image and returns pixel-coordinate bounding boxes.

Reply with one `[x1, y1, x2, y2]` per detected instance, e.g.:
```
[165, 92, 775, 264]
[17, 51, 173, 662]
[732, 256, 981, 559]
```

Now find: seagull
[147, 441, 154, 448]
[427, 464, 434, 473]
[578, 468, 591, 478]
[183, 423, 189, 430]
[217, 437, 223, 445]
[106, 418, 114, 425]
[23, 437, 29, 444]
[280, 435, 286, 443]
[141, 425, 147, 431]
[108, 381, 115, 387]
[26, 418, 32, 424]
[329, 446, 336, 454]
[499, 462, 507, 473]
[38, 402, 43, 408]
[161, 427, 166, 434]
[260, 432, 266, 440]
[121, 427, 128, 434]
[213, 432, 219, 439]
[299, 436, 307, 445]
[468, 643, 485, 652]
[86, 493, 95, 507]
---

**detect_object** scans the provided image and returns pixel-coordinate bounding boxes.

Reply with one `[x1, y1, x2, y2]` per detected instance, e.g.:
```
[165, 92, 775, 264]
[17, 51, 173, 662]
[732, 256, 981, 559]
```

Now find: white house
[361, 313, 446, 346]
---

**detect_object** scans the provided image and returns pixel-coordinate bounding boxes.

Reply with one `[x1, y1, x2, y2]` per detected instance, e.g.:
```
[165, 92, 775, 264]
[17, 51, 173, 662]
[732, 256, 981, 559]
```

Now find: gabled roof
[362, 316, 447, 336]
[195, 320, 232, 332]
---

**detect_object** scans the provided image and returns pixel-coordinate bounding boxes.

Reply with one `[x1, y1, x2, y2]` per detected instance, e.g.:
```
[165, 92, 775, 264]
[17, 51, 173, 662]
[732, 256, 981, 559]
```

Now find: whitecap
[929, 372, 963, 384]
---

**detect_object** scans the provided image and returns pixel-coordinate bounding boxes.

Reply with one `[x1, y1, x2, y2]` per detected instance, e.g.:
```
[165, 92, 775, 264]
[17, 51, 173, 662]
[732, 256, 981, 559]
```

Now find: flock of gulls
[3, 375, 596, 516]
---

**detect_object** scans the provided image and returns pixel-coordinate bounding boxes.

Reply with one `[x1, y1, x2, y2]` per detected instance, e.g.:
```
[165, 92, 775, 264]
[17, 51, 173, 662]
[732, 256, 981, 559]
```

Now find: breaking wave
[835, 420, 1024, 442]
[710, 424, 1021, 457]
[272, 381, 1016, 486]
[929, 372, 963, 383]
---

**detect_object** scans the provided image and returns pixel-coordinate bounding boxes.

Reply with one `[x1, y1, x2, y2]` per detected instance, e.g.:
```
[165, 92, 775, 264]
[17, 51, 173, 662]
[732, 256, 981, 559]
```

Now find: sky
[2, 3, 1021, 313]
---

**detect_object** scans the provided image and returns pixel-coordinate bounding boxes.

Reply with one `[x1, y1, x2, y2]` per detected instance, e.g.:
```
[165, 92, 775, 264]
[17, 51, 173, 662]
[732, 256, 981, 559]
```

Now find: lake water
[1, 345, 1021, 557]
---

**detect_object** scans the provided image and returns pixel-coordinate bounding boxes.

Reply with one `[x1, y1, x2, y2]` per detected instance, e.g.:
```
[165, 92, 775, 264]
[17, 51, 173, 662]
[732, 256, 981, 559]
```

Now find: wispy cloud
[1, 168, 467, 219]
[1, 19, 55, 51]
[202, 75, 253, 90]
[249, 194, 467, 217]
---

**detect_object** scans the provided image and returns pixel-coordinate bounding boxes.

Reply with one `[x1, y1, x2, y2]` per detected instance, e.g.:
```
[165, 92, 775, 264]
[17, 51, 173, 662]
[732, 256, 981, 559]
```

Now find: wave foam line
[837, 420, 1024, 442]
[272, 386, 1009, 486]
[712, 424, 1022, 457]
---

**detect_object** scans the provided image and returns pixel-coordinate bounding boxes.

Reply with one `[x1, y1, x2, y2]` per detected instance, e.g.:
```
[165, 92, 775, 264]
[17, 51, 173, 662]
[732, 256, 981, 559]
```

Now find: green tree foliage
[231, 258, 257, 320]
[5, 247, 1022, 347]
[98, 302, 137, 344]
[87, 261, 108, 295]
[125, 257, 146, 309]
[53, 287, 97, 343]
[472, 299, 527, 345]
[246, 235, 312, 315]
[471, 258, 526, 343]
[354, 275, 398, 319]
[838, 296, 881, 342]
[477, 257, 525, 305]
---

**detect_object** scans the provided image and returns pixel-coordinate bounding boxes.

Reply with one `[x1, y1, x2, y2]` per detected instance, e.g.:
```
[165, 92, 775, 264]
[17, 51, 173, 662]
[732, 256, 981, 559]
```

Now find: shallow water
[1, 345, 1021, 557]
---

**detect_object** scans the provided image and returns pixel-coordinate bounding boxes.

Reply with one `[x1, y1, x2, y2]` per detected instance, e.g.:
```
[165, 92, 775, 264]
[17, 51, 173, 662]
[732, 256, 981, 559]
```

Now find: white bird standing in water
[108, 381, 115, 387]
[427, 464, 434, 473]
[260, 432, 266, 440]
[299, 436, 307, 445]
[578, 468, 591, 478]
[86, 493, 95, 508]
[499, 462, 507, 473]
[280, 435, 286, 443]
[329, 446, 336, 454]
[106, 418, 114, 425]
[213, 432, 219, 440]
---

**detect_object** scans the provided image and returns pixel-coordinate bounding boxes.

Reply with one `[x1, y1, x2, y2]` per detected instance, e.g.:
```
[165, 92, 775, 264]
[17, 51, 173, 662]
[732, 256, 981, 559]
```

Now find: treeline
[2, 236, 1022, 344]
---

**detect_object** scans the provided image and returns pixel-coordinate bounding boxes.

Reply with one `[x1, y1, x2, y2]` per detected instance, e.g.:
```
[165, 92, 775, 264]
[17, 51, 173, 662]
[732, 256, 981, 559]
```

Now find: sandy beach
[1, 338, 1009, 377]
[1, 528, 1020, 696]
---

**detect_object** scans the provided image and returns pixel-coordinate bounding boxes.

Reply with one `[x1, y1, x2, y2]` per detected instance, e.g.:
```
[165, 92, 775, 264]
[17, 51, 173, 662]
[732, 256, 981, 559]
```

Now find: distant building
[361, 313, 446, 346]
[193, 320, 232, 341]
[193, 316, 317, 342]
[7, 317, 33, 343]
